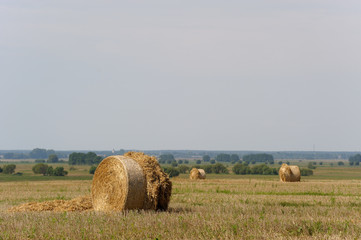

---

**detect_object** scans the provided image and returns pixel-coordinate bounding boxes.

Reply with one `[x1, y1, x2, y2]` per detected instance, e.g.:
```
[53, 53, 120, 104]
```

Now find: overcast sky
[1, 1, 361, 151]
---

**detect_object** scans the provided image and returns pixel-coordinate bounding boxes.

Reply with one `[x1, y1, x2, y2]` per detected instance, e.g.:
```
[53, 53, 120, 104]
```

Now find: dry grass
[1, 177, 361, 239]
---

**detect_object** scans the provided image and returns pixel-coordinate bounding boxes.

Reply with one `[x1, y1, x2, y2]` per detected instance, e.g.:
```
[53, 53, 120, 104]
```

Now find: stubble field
[1, 164, 361, 239]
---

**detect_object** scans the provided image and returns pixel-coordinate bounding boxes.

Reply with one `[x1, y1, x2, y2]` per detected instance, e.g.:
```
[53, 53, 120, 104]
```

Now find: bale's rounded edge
[91, 155, 146, 211]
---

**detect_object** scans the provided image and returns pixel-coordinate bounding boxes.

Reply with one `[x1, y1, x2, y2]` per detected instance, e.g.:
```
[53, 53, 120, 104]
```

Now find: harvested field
[8, 195, 92, 212]
[2, 175, 361, 239]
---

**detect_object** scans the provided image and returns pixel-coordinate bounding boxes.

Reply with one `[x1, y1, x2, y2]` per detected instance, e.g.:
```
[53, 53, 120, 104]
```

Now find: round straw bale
[190, 168, 206, 180]
[9, 152, 172, 213]
[91, 155, 146, 211]
[124, 152, 172, 211]
[92, 152, 172, 212]
[279, 163, 301, 182]
[198, 169, 206, 179]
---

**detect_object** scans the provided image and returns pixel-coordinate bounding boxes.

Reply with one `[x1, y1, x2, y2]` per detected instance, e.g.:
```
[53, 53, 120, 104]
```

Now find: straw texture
[124, 152, 172, 211]
[91, 155, 146, 211]
[190, 168, 206, 180]
[8, 196, 92, 212]
[279, 164, 301, 182]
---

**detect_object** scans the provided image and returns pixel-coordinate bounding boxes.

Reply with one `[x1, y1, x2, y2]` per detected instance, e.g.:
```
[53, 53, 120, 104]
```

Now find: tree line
[0, 164, 16, 174]
[162, 163, 229, 177]
[68, 152, 103, 165]
[349, 154, 361, 166]
[3, 148, 62, 159]
[232, 163, 313, 176]
[158, 153, 274, 164]
[32, 163, 68, 176]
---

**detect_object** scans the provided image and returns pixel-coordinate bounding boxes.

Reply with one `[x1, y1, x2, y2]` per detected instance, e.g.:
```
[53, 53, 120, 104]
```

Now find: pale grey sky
[1, 1, 361, 151]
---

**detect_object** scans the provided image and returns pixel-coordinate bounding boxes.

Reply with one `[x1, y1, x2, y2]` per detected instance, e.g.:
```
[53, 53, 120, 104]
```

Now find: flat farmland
[1, 164, 361, 239]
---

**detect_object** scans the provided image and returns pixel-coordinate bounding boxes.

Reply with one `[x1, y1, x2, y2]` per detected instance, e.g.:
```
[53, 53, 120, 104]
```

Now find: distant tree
[230, 154, 240, 162]
[29, 148, 47, 159]
[4, 152, 27, 159]
[202, 155, 211, 162]
[215, 154, 231, 162]
[349, 154, 361, 166]
[250, 164, 277, 175]
[171, 161, 178, 167]
[53, 167, 68, 176]
[178, 160, 183, 164]
[4, 153, 14, 159]
[162, 167, 180, 178]
[68, 152, 102, 165]
[3, 164, 16, 174]
[212, 163, 229, 174]
[232, 163, 251, 175]
[308, 162, 316, 169]
[300, 168, 313, 176]
[178, 165, 190, 173]
[69, 152, 83, 165]
[278, 161, 283, 165]
[337, 161, 344, 166]
[35, 159, 46, 163]
[84, 152, 98, 165]
[0, 167, 3, 173]
[159, 154, 175, 164]
[191, 165, 201, 169]
[89, 166, 97, 174]
[196, 160, 202, 164]
[184, 160, 189, 164]
[47, 154, 59, 163]
[242, 153, 274, 164]
[32, 163, 49, 175]
[319, 162, 323, 165]
[46, 166, 54, 176]
[203, 165, 213, 174]
[210, 159, 216, 164]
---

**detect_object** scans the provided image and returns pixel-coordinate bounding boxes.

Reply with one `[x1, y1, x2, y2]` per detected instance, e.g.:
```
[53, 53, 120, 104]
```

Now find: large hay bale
[279, 163, 301, 182]
[92, 152, 172, 211]
[190, 168, 206, 180]
[8, 152, 171, 213]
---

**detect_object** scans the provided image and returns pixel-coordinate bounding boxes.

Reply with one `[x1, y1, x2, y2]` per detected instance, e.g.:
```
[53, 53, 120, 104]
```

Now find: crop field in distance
[0, 160, 361, 239]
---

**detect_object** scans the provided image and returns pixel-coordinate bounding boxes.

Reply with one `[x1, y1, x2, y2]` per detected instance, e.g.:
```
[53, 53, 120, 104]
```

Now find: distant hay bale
[279, 164, 301, 182]
[8, 196, 92, 212]
[190, 168, 206, 180]
[92, 152, 172, 212]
